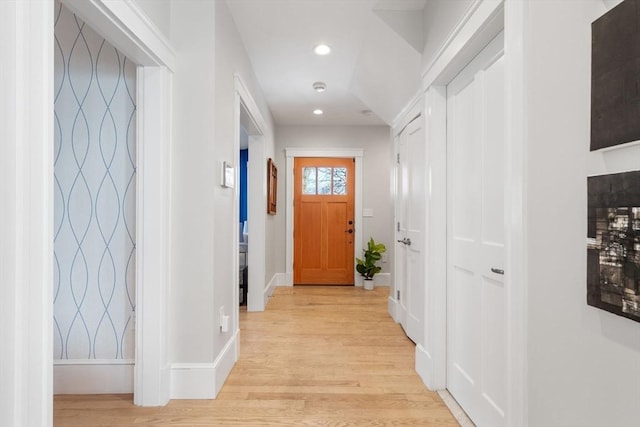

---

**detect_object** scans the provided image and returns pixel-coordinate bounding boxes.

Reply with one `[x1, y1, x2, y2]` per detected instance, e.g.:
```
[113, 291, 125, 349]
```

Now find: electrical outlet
[219, 306, 225, 332]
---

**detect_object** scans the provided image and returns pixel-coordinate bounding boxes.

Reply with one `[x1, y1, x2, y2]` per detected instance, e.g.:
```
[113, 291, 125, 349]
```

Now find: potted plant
[356, 237, 387, 290]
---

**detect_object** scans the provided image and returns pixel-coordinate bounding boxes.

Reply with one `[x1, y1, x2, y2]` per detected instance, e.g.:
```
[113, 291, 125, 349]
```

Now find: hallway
[54, 286, 459, 426]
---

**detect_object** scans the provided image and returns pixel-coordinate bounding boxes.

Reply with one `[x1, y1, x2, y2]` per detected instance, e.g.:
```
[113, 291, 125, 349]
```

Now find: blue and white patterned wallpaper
[54, 2, 137, 360]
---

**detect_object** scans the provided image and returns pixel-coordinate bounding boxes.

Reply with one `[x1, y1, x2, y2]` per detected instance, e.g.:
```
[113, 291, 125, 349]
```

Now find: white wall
[169, 0, 217, 366]
[133, 0, 170, 39]
[274, 125, 394, 279]
[168, 0, 274, 397]
[524, 0, 640, 425]
[212, 0, 275, 352]
[422, 0, 475, 71]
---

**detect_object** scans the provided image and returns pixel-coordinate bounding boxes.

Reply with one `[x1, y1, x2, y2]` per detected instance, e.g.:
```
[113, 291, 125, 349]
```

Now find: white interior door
[446, 32, 506, 427]
[395, 115, 424, 344]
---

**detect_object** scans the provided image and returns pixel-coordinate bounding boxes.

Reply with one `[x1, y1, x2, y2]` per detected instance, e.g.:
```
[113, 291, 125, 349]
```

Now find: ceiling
[226, 0, 426, 127]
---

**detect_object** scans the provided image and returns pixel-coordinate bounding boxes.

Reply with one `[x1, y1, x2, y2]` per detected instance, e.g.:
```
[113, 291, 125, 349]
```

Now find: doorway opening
[53, 0, 137, 395]
[234, 75, 268, 314]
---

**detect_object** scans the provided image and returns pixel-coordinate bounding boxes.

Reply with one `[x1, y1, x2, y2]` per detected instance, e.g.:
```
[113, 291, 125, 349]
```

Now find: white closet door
[396, 116, 424, 344]
[446, 32, 506, 427]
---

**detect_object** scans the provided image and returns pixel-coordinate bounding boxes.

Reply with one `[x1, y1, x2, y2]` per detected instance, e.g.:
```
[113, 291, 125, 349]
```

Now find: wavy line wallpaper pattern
[54, 2, 136, 360]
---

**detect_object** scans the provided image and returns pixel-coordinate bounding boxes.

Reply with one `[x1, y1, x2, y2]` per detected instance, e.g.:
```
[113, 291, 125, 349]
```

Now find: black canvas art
[591, 0, 640, 151]
[587, 171, 640, 322]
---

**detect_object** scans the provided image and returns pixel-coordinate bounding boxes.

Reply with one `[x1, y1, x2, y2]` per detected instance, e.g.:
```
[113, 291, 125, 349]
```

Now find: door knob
[347, 229, 353, 234]
[397, 238, 411, 245]
[491, 268, 504, 275]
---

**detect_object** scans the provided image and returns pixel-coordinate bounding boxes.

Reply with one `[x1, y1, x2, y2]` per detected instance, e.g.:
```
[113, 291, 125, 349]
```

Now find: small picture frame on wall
[267, 158, 277, 215]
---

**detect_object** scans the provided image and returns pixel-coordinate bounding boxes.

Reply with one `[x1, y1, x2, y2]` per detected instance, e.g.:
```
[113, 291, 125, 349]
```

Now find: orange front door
[294, 157, 355, 285]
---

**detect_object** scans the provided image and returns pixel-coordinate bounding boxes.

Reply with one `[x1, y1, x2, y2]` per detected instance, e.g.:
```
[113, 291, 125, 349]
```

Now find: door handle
[397, 238, 412, 245]
[491, 268, 504, 275]
[347, 229, 353, 234]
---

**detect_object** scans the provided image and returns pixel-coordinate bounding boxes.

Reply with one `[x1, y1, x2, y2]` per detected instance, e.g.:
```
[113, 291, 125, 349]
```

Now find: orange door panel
[294, 157, 355, 285]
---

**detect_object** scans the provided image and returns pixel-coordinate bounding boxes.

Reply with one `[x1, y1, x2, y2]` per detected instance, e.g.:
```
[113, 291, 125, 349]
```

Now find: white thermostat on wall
[222, 161, 235, 188]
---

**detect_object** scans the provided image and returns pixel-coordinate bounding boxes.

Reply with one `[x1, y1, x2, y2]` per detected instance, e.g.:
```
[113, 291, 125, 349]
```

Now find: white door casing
[395, 114, 425, 344]
[394, 133, 406, 327]
[446, 31, 506, 427]
[234, 74, 268, 313]
[284, 148, 364, 287]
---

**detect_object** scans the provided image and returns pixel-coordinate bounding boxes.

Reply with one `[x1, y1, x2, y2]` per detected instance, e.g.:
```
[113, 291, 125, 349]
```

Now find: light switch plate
[222, 161, 234, 188]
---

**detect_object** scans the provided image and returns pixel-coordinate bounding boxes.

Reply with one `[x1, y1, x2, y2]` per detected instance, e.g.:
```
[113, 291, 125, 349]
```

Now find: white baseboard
[275, 273, 385, 288]
[171, 329, 239, 399]
[416, 344, 437, 391]
[388, 296, 398, 322]
[54, 360, 133, 394]
[374, 272, 391, 286]
[264, 274, 279, 306]
[275, 272, 293, 287]
[214, 329, 239, 397]
[170, 363, 215, 399]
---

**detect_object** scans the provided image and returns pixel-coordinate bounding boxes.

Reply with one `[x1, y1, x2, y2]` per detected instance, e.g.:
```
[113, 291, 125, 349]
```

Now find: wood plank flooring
[54, 286, 459, 426]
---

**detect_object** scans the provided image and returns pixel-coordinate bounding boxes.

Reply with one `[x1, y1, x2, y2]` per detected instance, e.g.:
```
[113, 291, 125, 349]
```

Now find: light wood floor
[54, 286, 459, 426]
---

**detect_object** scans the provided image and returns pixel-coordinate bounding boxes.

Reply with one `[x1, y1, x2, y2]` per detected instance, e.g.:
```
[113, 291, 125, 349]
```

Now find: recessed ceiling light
[313, 109, 324, 115]
[314, 44, 331, 55]
[313, 81, 327, 92]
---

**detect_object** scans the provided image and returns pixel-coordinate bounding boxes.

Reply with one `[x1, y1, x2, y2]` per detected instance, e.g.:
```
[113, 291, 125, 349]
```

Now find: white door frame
[233, 74, 268, 313]
[415, 0, 526, 425]
[284, 148, 364, 286]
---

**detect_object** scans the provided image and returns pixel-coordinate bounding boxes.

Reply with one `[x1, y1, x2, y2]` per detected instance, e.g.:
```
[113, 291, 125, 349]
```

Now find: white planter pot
[363, 279, 374, 291]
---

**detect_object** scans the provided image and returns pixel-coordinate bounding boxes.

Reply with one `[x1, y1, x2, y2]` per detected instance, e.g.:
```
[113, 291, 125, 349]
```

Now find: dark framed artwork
[267, 158, 277, 215]
[587, 171, 640, 322]
[591, 0, 640, 151]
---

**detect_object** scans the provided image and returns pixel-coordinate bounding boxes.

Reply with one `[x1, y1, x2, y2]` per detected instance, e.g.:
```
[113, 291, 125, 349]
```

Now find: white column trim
[504, 0, 528, 425]
[284, 148, 364, 286]
[0, 2, 54, 426]
[420, 84, 448, 390]
[135, 66, 172, 406]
